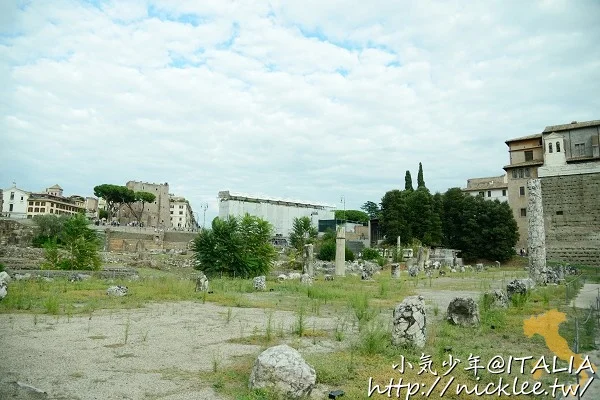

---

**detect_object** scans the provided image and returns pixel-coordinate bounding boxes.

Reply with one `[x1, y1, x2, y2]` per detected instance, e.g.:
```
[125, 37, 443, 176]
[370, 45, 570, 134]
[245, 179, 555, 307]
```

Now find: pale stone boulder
[106, 286, 128, 296]
[484, 289, 509, 308]
[0, 271, 11, 284]
[300, 273, 313, 286]
[447, 297, 480, 326]
[390, 263, 401, 279]
[253, 276, 267, 291]
[249, 344, 316, 399]
[0, 282, 7, 300]
[392, 295, 427, 348]
[195, 272, 209, 292]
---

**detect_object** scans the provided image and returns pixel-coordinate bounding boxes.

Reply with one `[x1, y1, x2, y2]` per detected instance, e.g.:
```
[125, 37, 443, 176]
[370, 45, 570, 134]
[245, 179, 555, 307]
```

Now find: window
[556, 211, 563, 216]
[520, 208, 527, 217]
[548, 143, 553, 153]
[40, 208, 45, 213]
[502, 189, 507, 196]
[512, 170, 517, 179]
[519, 186, 525, 196]
[34, 207, 39, 212]
[525, 168, 530, 177]
[20, 196, 23, 201]
[50, 209, 53, 214]
[478, 191, 484, 196]
[179, 205, 184, 209]
[170, 211, 173, 215]
[487, 191, 491, 197]
[170, 204, 174, 208]
[28, 207, 33, 212]
[524, 150, 533, 161]
[9, 204, 14, 211]
[179, 211, 183, 215]
[518, 169, 524, 178]
[556, 141, 561, 152]
[575, 143, 585, 157]
[10, 192, 15, 200]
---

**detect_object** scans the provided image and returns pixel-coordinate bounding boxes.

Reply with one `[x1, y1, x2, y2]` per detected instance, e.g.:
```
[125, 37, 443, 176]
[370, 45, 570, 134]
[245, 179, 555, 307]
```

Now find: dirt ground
[0, 302, 339, 400]
[2, 279, 599, 400]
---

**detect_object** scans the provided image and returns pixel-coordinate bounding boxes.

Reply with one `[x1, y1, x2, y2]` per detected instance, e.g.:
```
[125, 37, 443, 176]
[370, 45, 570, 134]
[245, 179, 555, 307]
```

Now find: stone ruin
[390, 263, 401, 279]
[253, 275, 267, 291]
[300, 273, 313, 286]
[447, 297, 480, 327]
[484, 289, 509, 309]
[361, 263, 375, 280]
[249, 344, 316, 399]
[475, 263, 484, 272]
[392, 295, 427, 348]
[302, 244, 314, 276]
[0, 271, 9, 300]
[527, 179, 547, 284]
[506, 278, 535, 299]
[408, 265, 419, 277]
[195, 272, 209, 292]
[106, 286, 128, 296]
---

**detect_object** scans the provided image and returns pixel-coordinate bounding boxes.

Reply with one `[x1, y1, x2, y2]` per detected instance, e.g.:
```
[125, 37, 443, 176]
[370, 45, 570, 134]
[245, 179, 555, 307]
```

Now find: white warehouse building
[218, 191, 335, 238]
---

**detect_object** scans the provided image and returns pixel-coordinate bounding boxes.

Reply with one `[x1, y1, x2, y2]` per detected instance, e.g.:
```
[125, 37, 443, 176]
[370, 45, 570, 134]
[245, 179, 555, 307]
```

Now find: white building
[462, 174, 508, 202]
[1, 184, 30, 218]
[169, 195, 197, 230]
[218, 191, 335, 238]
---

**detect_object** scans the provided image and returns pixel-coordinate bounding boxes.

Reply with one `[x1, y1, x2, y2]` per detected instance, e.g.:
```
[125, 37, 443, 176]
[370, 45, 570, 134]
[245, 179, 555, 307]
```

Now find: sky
[1, 0, 599, 222]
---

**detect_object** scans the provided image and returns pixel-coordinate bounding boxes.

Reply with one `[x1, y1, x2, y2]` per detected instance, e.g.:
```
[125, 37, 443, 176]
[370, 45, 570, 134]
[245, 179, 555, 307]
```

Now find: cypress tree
[404, 171, 413, 191]
[417, 162, 425, 188]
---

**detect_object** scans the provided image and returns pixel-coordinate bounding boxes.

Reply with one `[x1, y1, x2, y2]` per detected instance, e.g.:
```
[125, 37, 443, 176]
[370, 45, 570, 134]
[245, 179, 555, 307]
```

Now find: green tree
[417, 162, 425, 188]
[380, 190, 412, 245]
[42, 214, 101, 270]
[289, 217, 318, 254]
[404, 170, 413, 191]
[334, 209, 369, 224]
[360, 201, 380, 219]
[192, 214, 276, 277]
[32, 214, 69, 247]
[93, 184, 136, 220]
[98, 209, 109, 220]
[128, 191, 156, 223]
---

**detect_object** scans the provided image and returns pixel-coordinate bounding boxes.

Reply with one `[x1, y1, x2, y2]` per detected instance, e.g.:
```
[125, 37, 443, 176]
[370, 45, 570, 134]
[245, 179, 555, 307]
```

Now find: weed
[123, 316, 131, 344]
[293, 305, 306, 337]
[433, 303, 440, 317]
[349, 292, 376, 329]
[354, 321, 389, 355]
[43, 294, 60, 315]
[265, 310, 273, 343]
[211, 350, 223, 372]
[510, 292, 529, 309]
[226, 307, 233, 324]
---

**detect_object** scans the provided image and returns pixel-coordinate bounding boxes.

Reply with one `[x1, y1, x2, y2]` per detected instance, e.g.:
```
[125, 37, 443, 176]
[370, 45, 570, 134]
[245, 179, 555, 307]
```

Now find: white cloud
[1, 0, 599, 222]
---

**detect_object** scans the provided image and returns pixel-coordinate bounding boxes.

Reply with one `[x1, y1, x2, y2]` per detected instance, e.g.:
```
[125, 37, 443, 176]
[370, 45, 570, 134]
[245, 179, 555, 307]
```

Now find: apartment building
[169, 196, 197, 230]
[503, 133, 545, 250]
[463, 174, 508, 202]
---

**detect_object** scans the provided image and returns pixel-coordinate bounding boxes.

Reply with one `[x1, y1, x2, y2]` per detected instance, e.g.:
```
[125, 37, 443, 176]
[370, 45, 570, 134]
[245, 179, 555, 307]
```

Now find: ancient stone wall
[540, 173, 600, 267]
[0, 219, 35, 246]
[105, 229, 196, 252]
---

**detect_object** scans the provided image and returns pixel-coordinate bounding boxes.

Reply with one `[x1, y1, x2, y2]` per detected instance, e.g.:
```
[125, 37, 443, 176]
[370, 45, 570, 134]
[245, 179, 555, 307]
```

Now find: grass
[3, 260, 598, 399]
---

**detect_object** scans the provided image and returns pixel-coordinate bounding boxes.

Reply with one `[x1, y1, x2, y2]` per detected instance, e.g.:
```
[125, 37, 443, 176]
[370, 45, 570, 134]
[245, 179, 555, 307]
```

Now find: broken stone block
[484, 289, 509, 308]
[253, 276, 267, 291]
[277, 274, 288, 282]
[300, 273, 313, 286]
[361, 264, 375, 280]
[506, 278, 535, 299]
[106, 286, 128, 296]
[288, 272, 301, 280]
[0, 271, 11, 284]
[69, 273, 91, 282]
[0, 282, 7, 300]
[408, 265, 419, 277]
[195, 272, 209, 292]
[475, 263, 484, 272]
[392, 295, 427, 348]
[249, 344, 316, 399]
[447, 297, 480, 326]
[390, 264, 401, 279]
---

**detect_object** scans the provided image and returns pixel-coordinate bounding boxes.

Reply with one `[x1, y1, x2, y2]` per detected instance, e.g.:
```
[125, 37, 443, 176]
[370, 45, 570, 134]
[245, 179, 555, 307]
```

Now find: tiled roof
[503, 160, 544, 169]
[464, 175, 508, 191]
[543, 120, 600, 133]
[505, 133, 542, 144]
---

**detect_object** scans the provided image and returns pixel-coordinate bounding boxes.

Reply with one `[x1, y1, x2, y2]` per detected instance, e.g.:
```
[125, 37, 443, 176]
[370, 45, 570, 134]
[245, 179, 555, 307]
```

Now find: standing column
[335, 226, 346, 276]
[303, 244, 314, 276]
[527, 179, 546, 283]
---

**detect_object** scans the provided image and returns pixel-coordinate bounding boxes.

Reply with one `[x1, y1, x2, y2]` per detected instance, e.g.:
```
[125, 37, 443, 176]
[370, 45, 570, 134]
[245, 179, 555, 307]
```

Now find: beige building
[503, 133, 545, 250]
[463, 174, 508, 202]
[169, 196, 197, 230]
[119, 181, 171, 228]
[27, 193, 85, 218]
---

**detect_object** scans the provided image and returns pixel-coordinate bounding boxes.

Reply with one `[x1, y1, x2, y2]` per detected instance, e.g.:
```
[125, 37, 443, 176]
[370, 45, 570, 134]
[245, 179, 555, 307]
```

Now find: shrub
[361, 248, 380, 261]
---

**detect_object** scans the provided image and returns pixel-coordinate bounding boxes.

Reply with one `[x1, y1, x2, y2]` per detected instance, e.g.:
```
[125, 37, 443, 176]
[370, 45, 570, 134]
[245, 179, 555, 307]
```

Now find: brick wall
[541, 173, 600, 266]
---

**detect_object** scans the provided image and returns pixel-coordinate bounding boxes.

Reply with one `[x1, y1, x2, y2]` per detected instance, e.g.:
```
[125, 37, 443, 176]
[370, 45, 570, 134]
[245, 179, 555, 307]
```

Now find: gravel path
[0, 302, 336, 400]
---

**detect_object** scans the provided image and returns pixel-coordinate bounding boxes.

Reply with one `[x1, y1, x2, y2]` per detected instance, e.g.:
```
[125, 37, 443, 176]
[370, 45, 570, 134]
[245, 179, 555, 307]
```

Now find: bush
[317, 241, 355, 262]
[0, 262, 5, 272]
[361, 248, 380, 261]
[193, 214, 276, 278]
